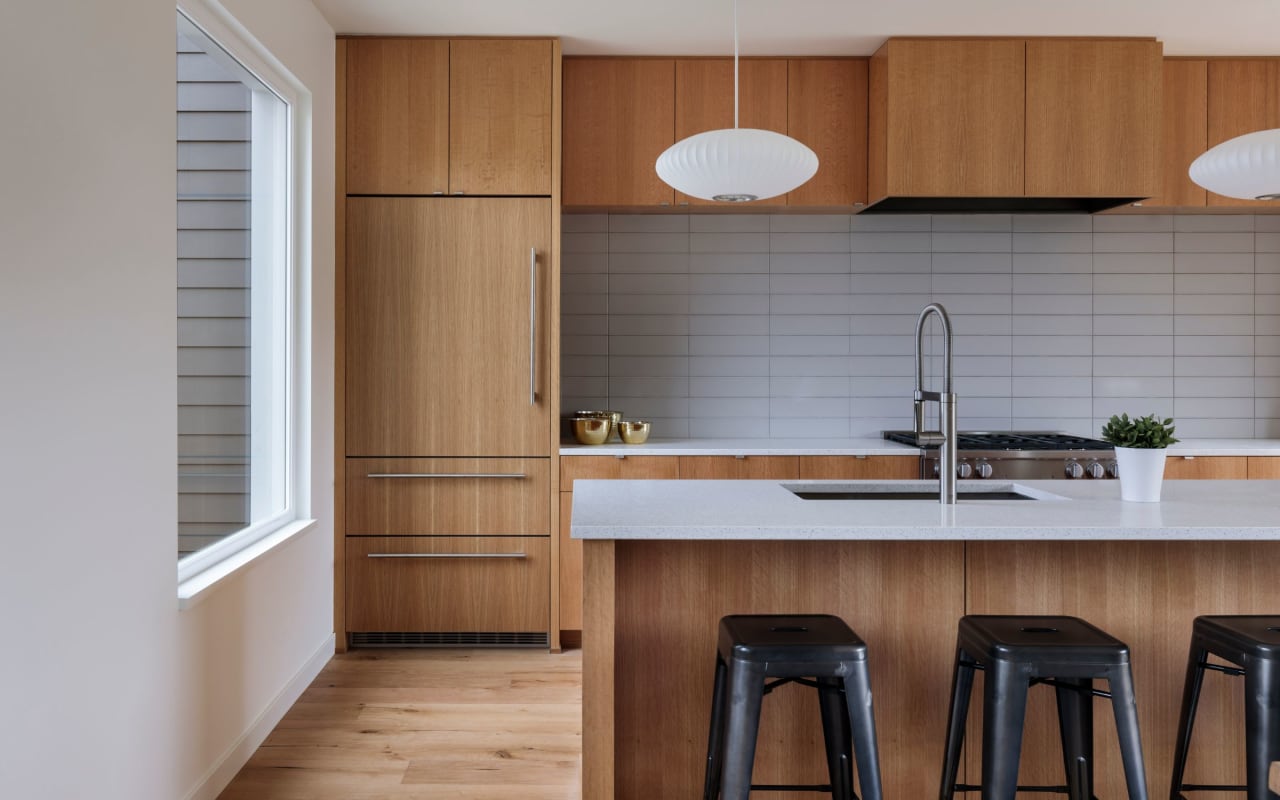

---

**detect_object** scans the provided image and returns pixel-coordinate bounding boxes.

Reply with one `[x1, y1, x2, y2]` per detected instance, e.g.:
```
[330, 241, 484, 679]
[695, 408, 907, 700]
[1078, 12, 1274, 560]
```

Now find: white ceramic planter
[1114, 446, 1168, 502]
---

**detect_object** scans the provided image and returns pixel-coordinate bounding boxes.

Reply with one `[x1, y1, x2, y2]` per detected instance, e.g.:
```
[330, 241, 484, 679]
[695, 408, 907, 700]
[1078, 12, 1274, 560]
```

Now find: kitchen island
[575, 479, 1280, 799]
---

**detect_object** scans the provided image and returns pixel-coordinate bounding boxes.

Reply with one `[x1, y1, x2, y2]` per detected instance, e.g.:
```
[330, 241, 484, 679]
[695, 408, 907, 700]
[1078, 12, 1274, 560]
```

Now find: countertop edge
[559, 438, 1280, 457]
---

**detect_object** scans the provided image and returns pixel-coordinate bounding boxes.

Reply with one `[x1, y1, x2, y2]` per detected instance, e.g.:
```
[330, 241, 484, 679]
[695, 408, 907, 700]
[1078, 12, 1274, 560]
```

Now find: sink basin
[791, 490, 1035, 501]
[782, 481, 1055, 502]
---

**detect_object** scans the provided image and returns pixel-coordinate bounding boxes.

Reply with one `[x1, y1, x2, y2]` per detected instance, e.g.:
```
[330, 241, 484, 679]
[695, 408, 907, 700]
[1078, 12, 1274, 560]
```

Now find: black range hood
[858, 196, 1145, 214]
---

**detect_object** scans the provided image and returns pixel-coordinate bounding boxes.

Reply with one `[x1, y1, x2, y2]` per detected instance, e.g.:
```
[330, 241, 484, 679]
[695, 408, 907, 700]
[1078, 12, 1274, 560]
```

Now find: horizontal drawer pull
[365, 472, 527, 479]
[367, 552, 528, 559]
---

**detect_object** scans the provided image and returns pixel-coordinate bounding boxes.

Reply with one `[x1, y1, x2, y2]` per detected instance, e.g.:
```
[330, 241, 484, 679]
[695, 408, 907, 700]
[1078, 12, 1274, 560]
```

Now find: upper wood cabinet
[562, 56, 868, 209]
[1024, 39, 1161, 198]
[345, 38, 553, 196]
[869, 37, 1161, 205]
[1147, 59, 1208, 207]
[870, 39, 1025, 199]
[788, 59, 868, 207]
[345, 197, 552, 457]
[1207, 59, 1280, 208]
[563, 58, 676, 207]
[673, 58, 788, 207]
[346, 39, 449, 195]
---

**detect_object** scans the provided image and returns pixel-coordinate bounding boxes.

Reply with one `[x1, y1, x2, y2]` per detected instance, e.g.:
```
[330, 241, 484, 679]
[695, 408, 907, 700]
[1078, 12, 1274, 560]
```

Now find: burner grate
[884, 430, 1113, 452]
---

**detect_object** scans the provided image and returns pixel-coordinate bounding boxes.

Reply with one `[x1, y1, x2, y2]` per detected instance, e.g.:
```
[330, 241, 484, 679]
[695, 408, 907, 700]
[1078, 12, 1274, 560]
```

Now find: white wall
[0, 0, 335, 797]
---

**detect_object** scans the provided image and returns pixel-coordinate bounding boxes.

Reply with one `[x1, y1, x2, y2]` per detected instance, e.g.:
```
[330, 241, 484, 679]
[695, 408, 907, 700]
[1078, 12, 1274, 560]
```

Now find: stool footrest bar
[1177, 783, 1248, 792]
[953, 784, 1086, 794]
[1199, 662, 1246, 677]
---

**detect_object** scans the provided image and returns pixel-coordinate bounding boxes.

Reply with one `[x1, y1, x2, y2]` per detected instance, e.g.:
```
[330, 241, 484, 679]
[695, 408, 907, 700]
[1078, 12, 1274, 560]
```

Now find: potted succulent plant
[1101, 413, 1179, 502]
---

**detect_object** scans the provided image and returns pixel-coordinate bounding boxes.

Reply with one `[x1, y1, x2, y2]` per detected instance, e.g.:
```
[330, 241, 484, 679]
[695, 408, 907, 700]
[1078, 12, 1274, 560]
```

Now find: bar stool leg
[1055, 678, 1094, 800]
[1108, 665, 1150, 800]
[817, 677, 853, 800]
[719, 658, 767, 800]
[842, 660, 884, 800]
[1168, 641, 1208, 800]
[982, 660, 1031, 800]
[703, 655, 729, 800]
[1243, 657, 1280, 800]
[939, 646, 976, 800]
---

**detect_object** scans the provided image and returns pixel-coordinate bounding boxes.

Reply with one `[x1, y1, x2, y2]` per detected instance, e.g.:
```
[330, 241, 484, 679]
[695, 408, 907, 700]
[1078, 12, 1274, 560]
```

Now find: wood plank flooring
[218, 648, 582, 800]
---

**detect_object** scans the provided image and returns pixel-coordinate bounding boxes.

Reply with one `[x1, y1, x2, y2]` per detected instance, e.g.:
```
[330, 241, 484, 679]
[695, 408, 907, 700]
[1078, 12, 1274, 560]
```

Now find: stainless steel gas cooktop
[882, 430, 1117, 480]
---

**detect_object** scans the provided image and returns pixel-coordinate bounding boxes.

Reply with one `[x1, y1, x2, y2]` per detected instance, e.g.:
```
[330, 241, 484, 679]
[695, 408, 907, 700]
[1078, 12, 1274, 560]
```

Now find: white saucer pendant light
[655, 0, 818, 202]
[1188, 128, 1280, 201]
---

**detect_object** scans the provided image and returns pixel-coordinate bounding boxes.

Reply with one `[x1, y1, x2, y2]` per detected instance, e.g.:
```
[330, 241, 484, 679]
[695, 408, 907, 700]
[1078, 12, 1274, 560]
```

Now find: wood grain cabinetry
[345, 38, 450, 196]
[799, 454, 920, 479]
[1207, 59, 1280, 208]
[347, 536, 550, 633]
[347, 458, 550, 535]
[680, 455, 799, 480]
[1148, 59, 1208, 207]
[345, 37, 552, 197]
[870, 38, 1025, 199]
[1164, 455, 1249, 480]
[787, 59, 868, 207]
[869, 37, 1160, 204]
[562, 58, 676, 207]
[345, 197, 552, 457]
[1248, 457, 1280, 479]
[673, 58, 788, 207]
[562, 56, 868, 209]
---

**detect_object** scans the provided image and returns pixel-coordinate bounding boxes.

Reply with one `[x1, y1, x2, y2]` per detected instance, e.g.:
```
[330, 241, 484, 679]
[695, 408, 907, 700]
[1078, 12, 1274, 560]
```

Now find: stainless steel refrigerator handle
[364, 473, 526, 479]
[367, 553, 528, 559]
[529, 247, 538, 406]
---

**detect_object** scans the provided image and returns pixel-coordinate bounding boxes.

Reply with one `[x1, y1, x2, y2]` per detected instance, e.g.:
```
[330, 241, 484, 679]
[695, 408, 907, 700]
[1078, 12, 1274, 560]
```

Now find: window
[176, 3, 307, 582]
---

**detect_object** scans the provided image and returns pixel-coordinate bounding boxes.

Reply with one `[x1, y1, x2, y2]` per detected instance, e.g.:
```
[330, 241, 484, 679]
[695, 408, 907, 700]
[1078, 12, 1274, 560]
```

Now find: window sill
[178, 518, 318, 610]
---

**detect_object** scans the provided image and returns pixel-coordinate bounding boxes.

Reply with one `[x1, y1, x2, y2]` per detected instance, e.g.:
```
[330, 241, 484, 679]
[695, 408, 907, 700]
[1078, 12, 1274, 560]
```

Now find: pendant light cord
[733, 0, 739, 129]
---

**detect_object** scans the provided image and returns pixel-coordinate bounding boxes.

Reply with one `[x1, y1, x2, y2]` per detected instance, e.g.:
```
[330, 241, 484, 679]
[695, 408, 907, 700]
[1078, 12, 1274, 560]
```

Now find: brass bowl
[575, 410, 623, 441]
[572, 417, 610, 445]
[618, 420, 652, 445]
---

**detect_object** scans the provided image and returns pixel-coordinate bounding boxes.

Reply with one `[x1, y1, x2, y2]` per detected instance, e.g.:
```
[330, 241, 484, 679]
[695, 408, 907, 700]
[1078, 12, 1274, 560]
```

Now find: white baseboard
[182, 632, 336, 800]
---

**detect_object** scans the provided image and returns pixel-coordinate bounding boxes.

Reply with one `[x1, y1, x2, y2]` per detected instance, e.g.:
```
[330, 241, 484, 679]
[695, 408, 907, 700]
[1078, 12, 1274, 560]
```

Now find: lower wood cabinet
[346, 536, 550, 634]
[680, 455, 799, 480]
[1247, 456, 1280, 479]
[1164, 455, 1249, 480]
[799, 455, 920, 479]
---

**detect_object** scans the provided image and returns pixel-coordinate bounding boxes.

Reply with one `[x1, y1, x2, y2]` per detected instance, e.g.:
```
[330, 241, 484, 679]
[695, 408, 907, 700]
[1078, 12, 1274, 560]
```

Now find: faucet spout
[913, 303, 958, 505]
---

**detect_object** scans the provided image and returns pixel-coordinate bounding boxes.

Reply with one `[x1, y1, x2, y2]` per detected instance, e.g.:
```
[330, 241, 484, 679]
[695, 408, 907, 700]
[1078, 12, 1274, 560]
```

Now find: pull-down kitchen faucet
[913, 303, 957, 505]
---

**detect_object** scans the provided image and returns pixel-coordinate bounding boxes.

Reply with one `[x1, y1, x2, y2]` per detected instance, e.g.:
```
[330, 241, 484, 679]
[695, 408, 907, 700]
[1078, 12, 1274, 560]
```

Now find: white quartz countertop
[559, 438, 1280, 457]
[571, 479, 1280, 541]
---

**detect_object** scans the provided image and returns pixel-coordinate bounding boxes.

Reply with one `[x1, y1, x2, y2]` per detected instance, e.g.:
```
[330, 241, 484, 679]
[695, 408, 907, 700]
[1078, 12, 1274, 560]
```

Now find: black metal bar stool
[702, 614, 884, 800]
[938, 615, 1150, 800]
[1169, 615, 1280, 800]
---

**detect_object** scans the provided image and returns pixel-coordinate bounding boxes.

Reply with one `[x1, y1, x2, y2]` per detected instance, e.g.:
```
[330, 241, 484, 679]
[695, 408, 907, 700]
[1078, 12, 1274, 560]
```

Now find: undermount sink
[783, 482, 1055, 502]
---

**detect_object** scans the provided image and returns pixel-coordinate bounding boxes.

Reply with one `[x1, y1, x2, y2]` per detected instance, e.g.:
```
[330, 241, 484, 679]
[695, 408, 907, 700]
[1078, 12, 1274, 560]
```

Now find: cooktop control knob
[1064, 459, 1085, 479]
[956, 461, 974, 479]
[1107, 460, 1119, 479]
[1086, 460, 1106, 479]
[974, 460, 993, 479]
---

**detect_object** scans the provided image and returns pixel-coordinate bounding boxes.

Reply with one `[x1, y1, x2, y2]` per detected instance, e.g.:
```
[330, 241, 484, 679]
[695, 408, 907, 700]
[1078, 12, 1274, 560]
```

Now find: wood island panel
[559, 492, 582, 630]
[967, 541, 1280, 800]
[585, 539, 965, 800]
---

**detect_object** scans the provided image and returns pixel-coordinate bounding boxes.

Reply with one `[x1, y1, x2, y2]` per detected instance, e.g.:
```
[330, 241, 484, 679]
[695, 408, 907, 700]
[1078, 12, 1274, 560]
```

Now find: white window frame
[176, 0, 313, 603]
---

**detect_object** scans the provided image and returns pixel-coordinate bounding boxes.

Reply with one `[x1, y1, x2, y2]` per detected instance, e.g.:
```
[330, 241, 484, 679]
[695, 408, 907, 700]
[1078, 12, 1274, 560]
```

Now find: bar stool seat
[1170, 615, 1280, 800]
[703, 614, 883, 800]
[938, 615, 1150, 800]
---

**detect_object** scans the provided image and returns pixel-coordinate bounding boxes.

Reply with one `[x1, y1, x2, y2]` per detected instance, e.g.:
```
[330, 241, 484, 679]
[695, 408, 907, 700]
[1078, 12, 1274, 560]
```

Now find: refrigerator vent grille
[349, 631, 549, 648]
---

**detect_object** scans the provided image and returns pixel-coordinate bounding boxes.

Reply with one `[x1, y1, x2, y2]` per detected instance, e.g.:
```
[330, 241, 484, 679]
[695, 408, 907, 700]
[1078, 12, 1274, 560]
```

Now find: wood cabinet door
[871, 39, 1025, 199]
[449, 39, 553, 196]
[1207, 59, 1280, 208]
[345, 197, 552, 456]
[563, 58, 676, 207]
[1248, 457, 1280, 479]
[799, 455, 920, 480]
[679, 456, 799, 480]
[347, 536, 550, 633]
[345, 38, 449, 195]
[1025, 39, 1162, 198]
[786, 59, 868, 207]
[673, 58, 789, 206]
[1164, 455, 1249, 480]
[1147, 60, 1208, 207]
[559, 455, 681, 490]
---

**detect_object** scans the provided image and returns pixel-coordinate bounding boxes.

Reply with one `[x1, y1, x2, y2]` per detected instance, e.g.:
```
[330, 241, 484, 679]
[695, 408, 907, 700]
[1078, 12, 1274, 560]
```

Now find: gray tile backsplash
[561, 213, 1280, 439]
